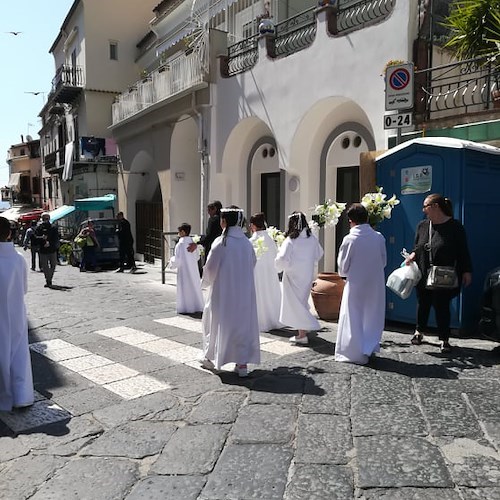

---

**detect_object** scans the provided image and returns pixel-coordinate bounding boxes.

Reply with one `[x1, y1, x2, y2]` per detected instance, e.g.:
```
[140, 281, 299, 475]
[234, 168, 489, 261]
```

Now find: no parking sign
[385, 63, 414, 111]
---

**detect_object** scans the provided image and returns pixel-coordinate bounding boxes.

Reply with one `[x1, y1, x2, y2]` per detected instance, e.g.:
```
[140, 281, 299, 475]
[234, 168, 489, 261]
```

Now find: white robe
[0, 242, 34, 411]
[169, 236, 204, 314]
[250, 230, 282, 332]
[275, 229, 324, 331]
[335, 224, 387, 365]
[202, 226, 260, 369]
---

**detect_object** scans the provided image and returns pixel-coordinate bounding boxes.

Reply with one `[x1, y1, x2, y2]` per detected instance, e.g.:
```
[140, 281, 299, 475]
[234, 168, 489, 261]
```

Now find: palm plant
[443, 0, 500, 65]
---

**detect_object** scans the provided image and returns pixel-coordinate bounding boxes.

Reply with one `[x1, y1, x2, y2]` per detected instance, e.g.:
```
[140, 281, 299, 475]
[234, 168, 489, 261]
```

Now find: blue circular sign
[389, 68, 410, 91]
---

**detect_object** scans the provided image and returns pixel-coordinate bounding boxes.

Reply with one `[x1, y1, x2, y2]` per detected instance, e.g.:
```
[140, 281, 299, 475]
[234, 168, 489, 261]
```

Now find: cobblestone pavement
[1, 254, 500, 499]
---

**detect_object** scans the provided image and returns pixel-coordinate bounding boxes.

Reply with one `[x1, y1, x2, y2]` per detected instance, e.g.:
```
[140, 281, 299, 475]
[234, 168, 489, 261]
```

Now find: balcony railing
[334, 0, 396, 35]
[112, 51, 205, 125]
[44, 147, 65, 173]
[221, 35, 259, 77]
[272, 7, 316, 58]
[51, 65, 85, 104]
[415, 57, 500, 123]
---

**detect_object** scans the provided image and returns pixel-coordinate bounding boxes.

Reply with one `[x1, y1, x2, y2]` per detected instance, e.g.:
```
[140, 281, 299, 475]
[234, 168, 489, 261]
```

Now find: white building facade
[110, 0, 499, 265]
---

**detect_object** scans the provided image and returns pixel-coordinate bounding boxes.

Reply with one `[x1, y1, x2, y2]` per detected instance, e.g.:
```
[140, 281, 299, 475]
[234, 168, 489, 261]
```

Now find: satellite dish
[26, 135, 33, 142]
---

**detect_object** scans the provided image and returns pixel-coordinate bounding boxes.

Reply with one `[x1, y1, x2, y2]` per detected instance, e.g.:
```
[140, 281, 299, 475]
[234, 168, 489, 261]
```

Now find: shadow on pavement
[215, 365, 326, 396]
[48, 284, 73, 291]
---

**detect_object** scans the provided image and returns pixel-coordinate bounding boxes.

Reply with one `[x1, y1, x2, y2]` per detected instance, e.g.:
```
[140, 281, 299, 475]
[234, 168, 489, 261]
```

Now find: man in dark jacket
[35, 212, 59, 288]
[116, 212, 137, 273]
[187, 201, 222, 275]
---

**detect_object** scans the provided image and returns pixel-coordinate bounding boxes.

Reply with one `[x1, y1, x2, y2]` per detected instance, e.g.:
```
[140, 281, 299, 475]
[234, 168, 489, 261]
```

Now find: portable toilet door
[377, 137, 500, 334]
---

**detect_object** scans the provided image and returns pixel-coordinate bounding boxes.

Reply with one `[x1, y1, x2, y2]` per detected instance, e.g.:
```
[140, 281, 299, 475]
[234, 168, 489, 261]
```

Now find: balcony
[415, 57, 500, 125]
[112, 51, 205, 125]
[51, 64, 84, 104]
[44, 147, 65, 173]
[222, 0, 395, 77]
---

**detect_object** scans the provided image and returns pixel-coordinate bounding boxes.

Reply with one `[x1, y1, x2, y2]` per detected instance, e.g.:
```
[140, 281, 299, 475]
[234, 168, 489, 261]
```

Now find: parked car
[70, 218, 120, 269]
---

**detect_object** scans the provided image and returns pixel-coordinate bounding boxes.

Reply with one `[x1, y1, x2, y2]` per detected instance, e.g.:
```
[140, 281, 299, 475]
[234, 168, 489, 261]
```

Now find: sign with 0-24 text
[383, 112, 413, 129]
[385, 63, 414, 111]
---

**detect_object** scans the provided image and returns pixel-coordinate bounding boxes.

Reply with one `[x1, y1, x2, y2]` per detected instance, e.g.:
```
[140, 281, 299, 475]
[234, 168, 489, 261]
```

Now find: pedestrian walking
[116, 212, 137, 273]
[201, 206, 260, 377]
[335, 203, 387, 365]
[0, 216, 34, 411]
[249, 212, 282, 332]
[169, 222, 204, 314]
[77, 220, 99, 272]
[275, 211, 324, 345]
[35, 212, 59, 287]
[405, 193, 472, 352]
[23, 220, 41, 271]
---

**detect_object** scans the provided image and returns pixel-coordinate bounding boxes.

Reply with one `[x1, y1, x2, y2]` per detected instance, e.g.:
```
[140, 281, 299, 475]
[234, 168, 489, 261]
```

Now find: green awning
[74, 194, 116, 211]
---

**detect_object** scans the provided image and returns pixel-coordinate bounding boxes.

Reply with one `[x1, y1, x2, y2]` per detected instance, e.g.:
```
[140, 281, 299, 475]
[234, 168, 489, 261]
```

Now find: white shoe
[289, 335, 309, 345]
[200, 358, 215, 370]
[235, 365, 248, 377]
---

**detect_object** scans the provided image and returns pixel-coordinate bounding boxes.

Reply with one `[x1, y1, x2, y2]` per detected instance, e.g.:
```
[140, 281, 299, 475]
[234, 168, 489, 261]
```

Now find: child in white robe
[276, 212, 324, 345]
[335, 204, 386, 365]
[0, 216, 34, 411]
[249, 212, 282, 332]
[169, 223, 204, 314]
[201, 207, 260, 377]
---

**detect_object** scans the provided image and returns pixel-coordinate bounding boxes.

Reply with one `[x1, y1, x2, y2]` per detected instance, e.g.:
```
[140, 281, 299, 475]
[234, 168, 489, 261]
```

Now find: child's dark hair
[221, 205, 245, 245]
[0, 217, 10, 241]
[249, 212, 266, 230]
[286, 211, 310, 239]
[178, 223, 191, 235]
[346, 203, 368, 224]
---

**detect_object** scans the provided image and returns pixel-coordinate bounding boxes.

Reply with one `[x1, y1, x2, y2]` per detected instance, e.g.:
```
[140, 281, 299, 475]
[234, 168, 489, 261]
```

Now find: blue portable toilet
[376, 137, 500, 334]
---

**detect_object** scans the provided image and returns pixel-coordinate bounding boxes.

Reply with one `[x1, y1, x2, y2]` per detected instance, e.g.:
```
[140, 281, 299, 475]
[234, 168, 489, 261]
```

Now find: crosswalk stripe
[30, 339, 170, 400]
[153, 316, 304, 356]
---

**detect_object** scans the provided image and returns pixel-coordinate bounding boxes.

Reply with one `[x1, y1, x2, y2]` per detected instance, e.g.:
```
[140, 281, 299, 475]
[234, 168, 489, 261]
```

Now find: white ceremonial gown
[250, 230, 282, 332]
[335, 224, 387, 365]
[275, 229, 324, 331]
[202, 226, 261, 369]
[0, 242, 34, 411]
[169, 236, 204, 314]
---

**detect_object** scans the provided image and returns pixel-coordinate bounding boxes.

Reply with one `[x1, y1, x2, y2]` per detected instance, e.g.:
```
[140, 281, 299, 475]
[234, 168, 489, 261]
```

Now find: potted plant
[309, 200, 347, 320]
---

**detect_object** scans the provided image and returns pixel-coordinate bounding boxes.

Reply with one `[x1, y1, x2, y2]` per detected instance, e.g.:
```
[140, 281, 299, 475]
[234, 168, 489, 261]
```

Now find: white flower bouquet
[252, 236, 268, 258]
[191, 234, 205, 256]
[361, 186, 400, 227]
[266, 226, 286, 247]
[310, 200, 346, 229]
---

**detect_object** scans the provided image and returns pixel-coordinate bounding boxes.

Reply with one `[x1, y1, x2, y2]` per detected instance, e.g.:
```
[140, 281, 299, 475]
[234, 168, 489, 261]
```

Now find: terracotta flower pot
[311, 272, 345, 320]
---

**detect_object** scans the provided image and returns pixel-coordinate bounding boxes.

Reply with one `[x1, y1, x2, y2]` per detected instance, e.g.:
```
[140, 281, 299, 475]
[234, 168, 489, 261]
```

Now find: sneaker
[129, 267, 138, 274]
[115, 268, 124, 273]
[440, 341, 452, 353]
[44, 282, 52, 288]
[235, 364, 248, 378]
[411, 331, 423, 345]
[289, 335, 309, 345]
[200, 358, 215, 370]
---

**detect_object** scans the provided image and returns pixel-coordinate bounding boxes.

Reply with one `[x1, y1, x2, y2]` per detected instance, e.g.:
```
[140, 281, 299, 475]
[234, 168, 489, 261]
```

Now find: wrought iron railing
[272, 7, 316, 58]
[51, 64, 85, 91]
[44, 147, 65, 172]
[333, 0, 395, 35]
[112, 51, 205, 124]
[223, 35, 259, 77]
[414, 57, 500, 122]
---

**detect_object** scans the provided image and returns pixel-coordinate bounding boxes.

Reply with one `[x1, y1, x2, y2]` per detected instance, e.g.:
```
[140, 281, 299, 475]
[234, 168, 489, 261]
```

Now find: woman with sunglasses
[405, 194, 472, 352]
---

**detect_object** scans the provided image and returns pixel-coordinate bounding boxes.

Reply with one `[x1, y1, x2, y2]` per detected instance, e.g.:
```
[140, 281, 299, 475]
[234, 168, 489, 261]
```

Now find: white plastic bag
[386, 249, 422, 300]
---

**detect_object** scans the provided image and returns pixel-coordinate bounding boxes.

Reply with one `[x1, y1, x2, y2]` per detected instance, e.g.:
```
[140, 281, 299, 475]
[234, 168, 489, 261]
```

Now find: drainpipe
[192, 92, 210, 233]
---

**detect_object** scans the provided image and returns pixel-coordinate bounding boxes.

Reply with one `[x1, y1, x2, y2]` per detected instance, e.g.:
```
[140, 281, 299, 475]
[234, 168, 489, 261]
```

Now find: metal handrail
[161, 231, 178, 285]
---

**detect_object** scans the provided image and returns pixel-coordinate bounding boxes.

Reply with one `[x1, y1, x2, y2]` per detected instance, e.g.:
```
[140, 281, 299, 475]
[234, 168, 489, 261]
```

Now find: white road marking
[30, 339, 170, 400]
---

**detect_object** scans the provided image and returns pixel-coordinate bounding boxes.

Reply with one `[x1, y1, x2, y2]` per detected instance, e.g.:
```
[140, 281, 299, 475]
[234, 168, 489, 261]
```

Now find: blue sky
[0, 0, 74, 204]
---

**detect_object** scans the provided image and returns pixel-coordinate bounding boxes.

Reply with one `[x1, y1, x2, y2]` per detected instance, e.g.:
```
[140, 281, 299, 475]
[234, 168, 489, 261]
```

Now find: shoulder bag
[425, 222, 459, 290]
